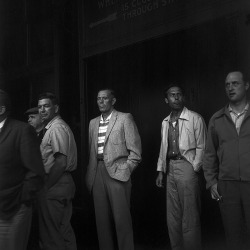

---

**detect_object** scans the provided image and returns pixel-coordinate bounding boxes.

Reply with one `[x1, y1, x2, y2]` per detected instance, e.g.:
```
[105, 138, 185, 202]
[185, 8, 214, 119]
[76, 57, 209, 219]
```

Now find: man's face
[28, 114, 42, 129]
[97, 90, 116, 115]
[225, 72, 249, 103]
[38, 98, 58, 123]
[165, 87, 184, 111]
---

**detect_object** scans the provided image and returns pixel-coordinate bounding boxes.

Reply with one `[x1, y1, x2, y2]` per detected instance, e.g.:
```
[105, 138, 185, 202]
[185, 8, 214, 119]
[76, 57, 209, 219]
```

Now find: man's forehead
[168, 87, 182, 93]
[38, 98, 52, 104]
[225, 72, 243, 83]
[98, 90, 111, 97]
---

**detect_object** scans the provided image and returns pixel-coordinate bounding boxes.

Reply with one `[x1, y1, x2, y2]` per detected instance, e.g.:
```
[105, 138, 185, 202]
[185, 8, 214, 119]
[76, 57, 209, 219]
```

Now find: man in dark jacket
[0, 89, 44, 250]
[203, 71, 250, 250]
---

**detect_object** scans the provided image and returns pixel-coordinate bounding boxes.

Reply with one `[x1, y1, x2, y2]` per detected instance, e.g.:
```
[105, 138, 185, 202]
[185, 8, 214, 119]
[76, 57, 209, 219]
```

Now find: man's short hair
[0, 89, 11, 113]
[98, 88, 116, 98]
[164, 83, 184, 98]
[38, 92, 58, 105]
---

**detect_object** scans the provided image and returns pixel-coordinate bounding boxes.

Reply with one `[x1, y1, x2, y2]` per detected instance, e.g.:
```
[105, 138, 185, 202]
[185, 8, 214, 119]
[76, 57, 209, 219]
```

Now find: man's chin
[41, 116, 49, 123]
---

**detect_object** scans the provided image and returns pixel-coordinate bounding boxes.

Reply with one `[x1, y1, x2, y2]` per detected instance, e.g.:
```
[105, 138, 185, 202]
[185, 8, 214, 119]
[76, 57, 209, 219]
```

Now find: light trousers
[167, 159, 202, 250]
[38, 173, 77, 250]
[93, 161, 134, 250]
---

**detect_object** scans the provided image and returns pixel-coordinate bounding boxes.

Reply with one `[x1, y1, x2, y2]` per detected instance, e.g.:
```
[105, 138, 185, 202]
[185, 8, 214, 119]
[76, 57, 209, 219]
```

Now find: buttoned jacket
[157, 107, 207, 173]
[86, 109, 142, 191]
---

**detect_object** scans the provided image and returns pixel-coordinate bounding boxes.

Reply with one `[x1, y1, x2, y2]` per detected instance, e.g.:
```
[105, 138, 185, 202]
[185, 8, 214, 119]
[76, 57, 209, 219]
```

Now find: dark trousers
[0, 204, 32, 250]
[93, 161, 134, 250]
[218, 180, 250, 250]
[38, 173, 77, 250]
[167, 159, 202, 250]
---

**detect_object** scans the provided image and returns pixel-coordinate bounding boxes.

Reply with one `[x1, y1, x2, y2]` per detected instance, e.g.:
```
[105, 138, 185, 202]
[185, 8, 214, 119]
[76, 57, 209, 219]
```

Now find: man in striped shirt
[97, 113, 111, 160]
[86, 88, 142, 250]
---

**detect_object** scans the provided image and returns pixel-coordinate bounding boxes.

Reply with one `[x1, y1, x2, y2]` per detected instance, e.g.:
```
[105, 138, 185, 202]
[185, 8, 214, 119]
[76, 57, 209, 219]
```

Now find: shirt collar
[0, 118, 7, 129]
[45, 115, 61, 130]
[100, 111, 113, 122]
[228, 102, 249, 114]
[164, 107, 189, 121]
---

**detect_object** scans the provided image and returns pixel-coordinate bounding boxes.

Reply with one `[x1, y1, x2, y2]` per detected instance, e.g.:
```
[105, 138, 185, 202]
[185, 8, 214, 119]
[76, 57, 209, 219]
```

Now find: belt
[168, 156, 183, 161]
[45, 171, 72, 176]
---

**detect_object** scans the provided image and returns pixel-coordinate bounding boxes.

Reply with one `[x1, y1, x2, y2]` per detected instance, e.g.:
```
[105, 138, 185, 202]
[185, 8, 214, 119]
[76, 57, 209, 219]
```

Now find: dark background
[1, 0, 250, 249]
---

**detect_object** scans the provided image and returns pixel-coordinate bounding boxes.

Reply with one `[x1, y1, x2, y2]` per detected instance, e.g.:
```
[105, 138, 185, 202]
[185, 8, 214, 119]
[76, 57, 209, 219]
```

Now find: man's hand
[156, 172, 164, 188]
[45, 153, 67, 189]
[210, 183, 222, 201]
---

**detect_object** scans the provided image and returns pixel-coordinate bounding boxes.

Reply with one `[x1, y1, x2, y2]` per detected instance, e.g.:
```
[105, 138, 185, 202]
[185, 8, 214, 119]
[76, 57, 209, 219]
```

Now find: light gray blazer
[86, 109, 142, 192]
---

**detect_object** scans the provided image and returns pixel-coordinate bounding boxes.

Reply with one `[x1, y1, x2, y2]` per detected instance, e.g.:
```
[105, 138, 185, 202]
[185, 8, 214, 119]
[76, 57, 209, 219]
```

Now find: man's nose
[228, 83, 233, 91]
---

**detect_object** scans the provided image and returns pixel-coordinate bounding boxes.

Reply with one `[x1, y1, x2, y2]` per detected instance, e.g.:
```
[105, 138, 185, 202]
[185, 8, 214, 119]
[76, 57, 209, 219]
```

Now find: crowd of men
[0, 70, 249, 250]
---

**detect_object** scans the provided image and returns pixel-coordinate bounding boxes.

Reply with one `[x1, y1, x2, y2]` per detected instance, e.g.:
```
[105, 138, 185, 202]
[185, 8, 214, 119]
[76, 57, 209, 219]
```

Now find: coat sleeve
[20, 125, 45, 203]
[202, 116, 219, 189]
[124, 114, 142, 172]
[20, 125, 45, 176]
[157, 121, 167, 172]
[192, 115, 207, 171]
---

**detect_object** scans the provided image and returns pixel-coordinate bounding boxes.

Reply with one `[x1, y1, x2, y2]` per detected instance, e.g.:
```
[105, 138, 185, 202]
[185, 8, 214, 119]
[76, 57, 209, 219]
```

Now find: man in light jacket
[156, 83, 207, 250]
[86, 88, 142, 250]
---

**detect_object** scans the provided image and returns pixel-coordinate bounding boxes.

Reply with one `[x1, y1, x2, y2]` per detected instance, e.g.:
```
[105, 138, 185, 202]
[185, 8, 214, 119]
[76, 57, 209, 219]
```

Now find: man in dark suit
[0, 89, 45, 250]
[86, 88, 142, 250]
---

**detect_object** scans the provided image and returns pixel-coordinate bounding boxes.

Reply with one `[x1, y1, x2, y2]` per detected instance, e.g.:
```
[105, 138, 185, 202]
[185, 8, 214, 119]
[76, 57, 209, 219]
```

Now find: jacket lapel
[93, 116, 101, 154]
[104, 110, 117, 145]
[0, 118, 10, 143]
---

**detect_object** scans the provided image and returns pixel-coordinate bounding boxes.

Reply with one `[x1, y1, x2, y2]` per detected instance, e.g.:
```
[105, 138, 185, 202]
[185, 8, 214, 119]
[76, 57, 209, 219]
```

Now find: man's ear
[112, 97, 116, 106]
[55, 104, 59, 114]
[165, 98, 169, 104]
[245, 81, 249, 91]
[0, 106, 6, 115]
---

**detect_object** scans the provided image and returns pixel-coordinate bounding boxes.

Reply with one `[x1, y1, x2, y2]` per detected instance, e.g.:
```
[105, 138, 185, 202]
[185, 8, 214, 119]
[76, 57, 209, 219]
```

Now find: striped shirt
[97, 112, 112, 159]
[0, 118, 6, 132]
[228, 103, 249, 134]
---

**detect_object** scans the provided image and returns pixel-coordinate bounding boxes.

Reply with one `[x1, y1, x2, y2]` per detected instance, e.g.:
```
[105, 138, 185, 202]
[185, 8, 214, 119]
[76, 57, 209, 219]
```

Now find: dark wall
[83, 15, 243, 247]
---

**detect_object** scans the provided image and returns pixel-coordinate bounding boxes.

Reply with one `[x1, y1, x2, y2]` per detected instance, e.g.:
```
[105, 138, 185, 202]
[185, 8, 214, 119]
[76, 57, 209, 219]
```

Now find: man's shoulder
[89, 116, 100, 124]
[49, 116, 68, 129]
[7, 118, 31, 130]
[162, 114, 170, 123]
[114, 111, 135, 124]
[209, 107, 226, 122]
[115, 111, 131, 118]
[184, 107, 204, 120]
